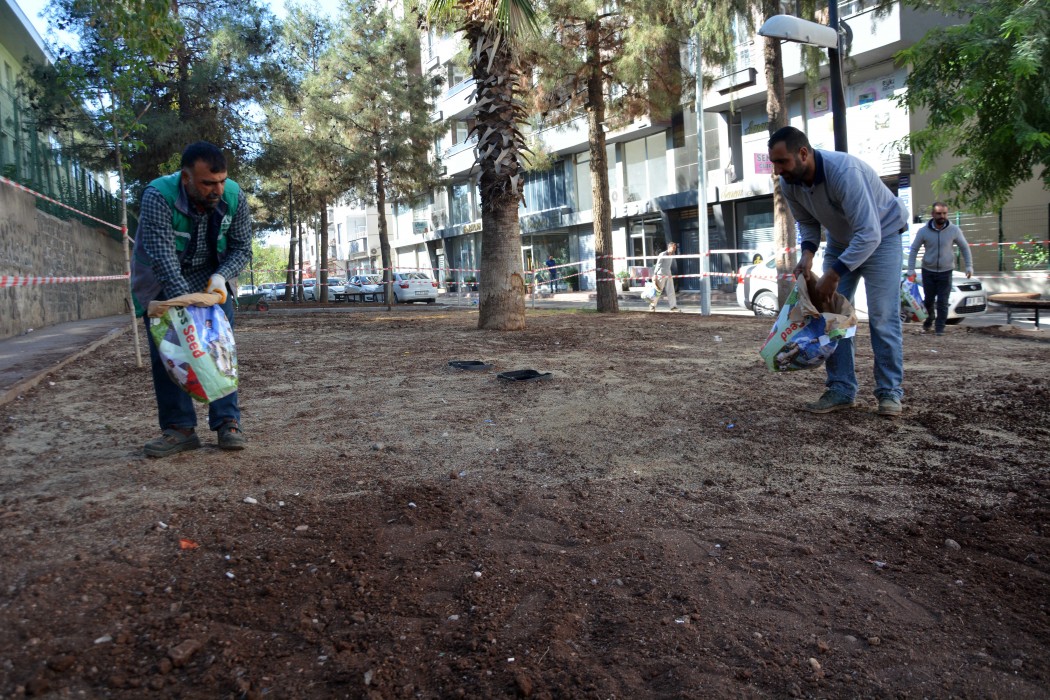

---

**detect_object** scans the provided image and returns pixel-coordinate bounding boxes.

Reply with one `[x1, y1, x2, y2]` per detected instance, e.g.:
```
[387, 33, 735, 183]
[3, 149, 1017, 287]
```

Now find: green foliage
[26, 0, 179, 176]
[897, 0, 1050, 211]
[1008, 236, 1050, 270]
[240, 239, 292, 284]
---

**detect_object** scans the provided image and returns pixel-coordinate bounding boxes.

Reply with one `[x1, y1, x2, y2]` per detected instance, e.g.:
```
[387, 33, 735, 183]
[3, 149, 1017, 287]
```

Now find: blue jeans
[922, 268, 952, 331]
[145, 297, 240, 431]
[823, 235, 904, 402]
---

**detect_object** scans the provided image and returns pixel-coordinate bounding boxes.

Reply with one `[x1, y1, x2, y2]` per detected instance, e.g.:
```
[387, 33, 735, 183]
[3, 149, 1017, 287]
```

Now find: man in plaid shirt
[131, 142, 253, 457]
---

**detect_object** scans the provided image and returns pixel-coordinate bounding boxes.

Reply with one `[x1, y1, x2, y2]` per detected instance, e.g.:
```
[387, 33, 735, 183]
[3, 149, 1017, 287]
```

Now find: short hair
[181, 142, 226, 173]
[931, 201, 949, 212]
[768, 126, 811, 153]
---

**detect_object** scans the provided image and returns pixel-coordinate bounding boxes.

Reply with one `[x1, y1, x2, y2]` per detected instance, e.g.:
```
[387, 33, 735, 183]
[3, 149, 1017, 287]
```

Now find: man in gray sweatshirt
[769, 126, 909, 418]
[908, 202, 973, 335]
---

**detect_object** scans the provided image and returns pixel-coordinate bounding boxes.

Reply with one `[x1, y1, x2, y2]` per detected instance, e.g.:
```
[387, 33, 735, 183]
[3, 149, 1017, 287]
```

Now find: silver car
[340, 275, 384, 301]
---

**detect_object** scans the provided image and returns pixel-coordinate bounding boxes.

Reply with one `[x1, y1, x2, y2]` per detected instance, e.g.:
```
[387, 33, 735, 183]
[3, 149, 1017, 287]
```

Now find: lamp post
[758, 10, 848, 152]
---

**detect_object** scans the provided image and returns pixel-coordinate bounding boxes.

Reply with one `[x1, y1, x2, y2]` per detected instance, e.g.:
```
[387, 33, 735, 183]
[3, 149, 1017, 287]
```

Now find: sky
[12, 0, 344, 49]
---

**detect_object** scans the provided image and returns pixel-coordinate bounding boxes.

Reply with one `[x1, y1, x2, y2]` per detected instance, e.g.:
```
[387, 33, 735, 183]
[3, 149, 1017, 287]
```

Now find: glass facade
[523, 161, 570, 213]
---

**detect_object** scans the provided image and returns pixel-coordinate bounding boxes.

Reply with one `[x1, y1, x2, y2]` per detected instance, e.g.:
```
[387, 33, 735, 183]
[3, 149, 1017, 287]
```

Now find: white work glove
[205, 274, 227, 303]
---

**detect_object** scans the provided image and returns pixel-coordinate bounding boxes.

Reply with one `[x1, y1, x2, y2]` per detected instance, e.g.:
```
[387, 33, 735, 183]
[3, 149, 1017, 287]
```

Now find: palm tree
[426, 0, 539, 330]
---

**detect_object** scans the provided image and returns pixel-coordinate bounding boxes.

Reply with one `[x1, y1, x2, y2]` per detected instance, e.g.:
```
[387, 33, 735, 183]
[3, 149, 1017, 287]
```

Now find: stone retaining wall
[1, 182, 128, 340]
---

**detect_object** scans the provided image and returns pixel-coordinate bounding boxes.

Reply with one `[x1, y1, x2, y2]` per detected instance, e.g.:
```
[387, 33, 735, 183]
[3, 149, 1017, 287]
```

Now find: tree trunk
[319, 195, 329, 302]
[478, 185, 527, 330]
[375, 156, 393, 310]
[284, 237, 295, 301]
[469, 26, 526, 331]
[586, 18, 619, 313]
[297, 220, 304, 302]
[763, 24, 797, 306]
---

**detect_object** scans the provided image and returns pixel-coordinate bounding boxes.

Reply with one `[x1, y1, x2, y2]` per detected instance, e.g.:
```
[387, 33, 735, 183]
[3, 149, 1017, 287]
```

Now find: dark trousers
[921, 269, 952, 331]
[145, 297, 240, 431]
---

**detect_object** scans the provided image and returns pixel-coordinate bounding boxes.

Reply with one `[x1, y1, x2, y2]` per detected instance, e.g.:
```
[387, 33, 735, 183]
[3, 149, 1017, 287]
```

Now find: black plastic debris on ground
[448, 360, 492, 370]
[496, 369, 552, 382]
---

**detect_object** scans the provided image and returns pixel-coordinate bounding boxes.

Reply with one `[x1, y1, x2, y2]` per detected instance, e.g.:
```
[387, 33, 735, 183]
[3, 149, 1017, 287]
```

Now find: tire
[426, 299, 435, 304]
[752, 291, 778, 317]
[946, 318, 963, 325]
[256, 301, 269, 312]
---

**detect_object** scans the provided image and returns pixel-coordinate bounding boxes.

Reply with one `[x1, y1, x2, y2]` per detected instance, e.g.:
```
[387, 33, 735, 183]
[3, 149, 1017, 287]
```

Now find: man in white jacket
[650, 241, 680, 312]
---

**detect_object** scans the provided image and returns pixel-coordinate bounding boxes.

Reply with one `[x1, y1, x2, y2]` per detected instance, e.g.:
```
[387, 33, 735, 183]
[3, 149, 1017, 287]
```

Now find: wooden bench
[988, 293, 1048, 330]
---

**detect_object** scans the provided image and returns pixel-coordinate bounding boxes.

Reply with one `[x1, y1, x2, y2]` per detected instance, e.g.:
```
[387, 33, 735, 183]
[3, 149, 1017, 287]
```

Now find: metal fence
[0, 84, 124, 239]
[956, 204, 1050, 273]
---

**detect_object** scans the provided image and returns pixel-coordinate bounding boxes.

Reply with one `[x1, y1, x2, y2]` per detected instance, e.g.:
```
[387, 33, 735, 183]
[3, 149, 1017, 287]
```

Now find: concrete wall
[1, 181, 128, 339]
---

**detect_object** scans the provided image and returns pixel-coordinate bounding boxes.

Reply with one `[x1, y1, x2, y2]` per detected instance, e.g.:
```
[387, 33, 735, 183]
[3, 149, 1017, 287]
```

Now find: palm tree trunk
[586, 18, 619, 313]
[469, 25, 527, 330]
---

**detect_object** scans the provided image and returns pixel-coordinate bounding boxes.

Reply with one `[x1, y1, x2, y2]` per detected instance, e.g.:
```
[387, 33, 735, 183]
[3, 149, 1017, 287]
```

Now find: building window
[575, 151, 593, 213]
[523, 161, 568, 212]
[451, 181, 472, 225]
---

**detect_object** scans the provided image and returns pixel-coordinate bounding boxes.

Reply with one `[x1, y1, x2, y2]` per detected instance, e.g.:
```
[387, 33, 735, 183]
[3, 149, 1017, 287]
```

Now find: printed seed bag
[148, 293, 238, 402]
[759, 274, 858, 372]
[900, 278, 928, 322]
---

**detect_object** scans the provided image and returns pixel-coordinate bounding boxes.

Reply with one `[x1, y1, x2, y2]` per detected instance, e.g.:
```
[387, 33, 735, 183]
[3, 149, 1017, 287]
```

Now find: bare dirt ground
[1, 307, 1048, 699]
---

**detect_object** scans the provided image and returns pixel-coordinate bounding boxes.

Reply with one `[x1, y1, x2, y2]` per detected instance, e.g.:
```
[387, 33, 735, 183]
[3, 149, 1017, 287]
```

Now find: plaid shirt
[138, 185, 253, 298]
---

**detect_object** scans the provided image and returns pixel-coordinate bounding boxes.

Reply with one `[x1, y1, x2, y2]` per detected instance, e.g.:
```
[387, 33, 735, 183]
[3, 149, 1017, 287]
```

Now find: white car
[391, 272, 438, 304]
[736, 252, 987, 323]
[302, 277, 345, 301]
[237, 284, 257, 297]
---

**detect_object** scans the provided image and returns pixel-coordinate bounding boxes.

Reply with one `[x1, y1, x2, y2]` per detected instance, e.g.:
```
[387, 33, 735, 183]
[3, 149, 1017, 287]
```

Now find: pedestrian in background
[545, 254, 557, 293]
[908, 202, 973, 335]
[768, 126, 909, 417]
[131, 141, 253, 457]
[650, 241, 680, 312]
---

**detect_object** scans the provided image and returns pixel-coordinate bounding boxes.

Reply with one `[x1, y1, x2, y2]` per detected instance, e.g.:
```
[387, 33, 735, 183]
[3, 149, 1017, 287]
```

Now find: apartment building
[329, 0, 1046, 292]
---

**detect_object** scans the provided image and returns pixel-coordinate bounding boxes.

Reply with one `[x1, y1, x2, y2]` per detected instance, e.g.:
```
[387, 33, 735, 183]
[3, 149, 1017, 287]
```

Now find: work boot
[145, 428, 201, 458]
[876, 396, 903, 417]
[922, 319, 933, 332]
[649, 304, 656, 312]
[217, 421, 247, 450]
[803, 390, 856, 414]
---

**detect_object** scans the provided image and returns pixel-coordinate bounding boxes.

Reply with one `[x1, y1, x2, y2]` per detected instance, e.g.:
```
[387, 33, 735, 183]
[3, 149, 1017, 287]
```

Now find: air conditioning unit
[370, 248, 378, 255]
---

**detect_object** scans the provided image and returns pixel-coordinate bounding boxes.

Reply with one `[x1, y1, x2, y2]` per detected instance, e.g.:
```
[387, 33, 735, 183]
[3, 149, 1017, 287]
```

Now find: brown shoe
[217, 421, 246, 450]
[144, 428, 201, 458]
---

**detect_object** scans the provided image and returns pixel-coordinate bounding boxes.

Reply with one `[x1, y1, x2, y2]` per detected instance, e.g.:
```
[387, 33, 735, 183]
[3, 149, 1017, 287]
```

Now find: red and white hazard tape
[0, 175, 124, 233]
[1, 274, 129, 288]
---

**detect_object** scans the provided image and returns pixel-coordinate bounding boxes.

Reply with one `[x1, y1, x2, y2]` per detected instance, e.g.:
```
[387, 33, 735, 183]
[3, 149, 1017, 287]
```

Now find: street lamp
[759, 8, 849, 152]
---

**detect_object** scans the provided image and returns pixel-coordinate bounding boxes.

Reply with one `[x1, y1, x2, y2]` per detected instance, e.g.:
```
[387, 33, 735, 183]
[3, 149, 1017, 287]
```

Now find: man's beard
[191, 193, 221, 210]
[780, 159, 806, 184]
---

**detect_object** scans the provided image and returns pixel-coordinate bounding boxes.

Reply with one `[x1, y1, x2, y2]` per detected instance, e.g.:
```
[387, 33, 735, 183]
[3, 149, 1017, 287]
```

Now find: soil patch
[1, 309, 1048, 698]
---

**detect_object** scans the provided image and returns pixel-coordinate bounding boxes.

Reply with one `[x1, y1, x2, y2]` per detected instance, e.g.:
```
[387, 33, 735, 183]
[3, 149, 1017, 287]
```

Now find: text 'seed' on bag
[759, 273, 857, 372]
[148, 293, 238, 402]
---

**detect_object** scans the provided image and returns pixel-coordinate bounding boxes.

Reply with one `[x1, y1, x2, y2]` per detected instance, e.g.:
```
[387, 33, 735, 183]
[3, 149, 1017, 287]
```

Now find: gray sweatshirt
[781, 150, 909, 277]
[908, 220, 973, 274]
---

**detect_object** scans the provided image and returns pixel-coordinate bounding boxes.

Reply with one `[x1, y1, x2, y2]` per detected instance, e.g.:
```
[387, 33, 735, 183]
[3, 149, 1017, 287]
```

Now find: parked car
[270, 283, 289, 300]
[237, 284, 257, 296]
[391, 272, 438, 303]
[304, 277, 344, 301]
[736, 249, 987, 323]
[339, 274, 384, 301]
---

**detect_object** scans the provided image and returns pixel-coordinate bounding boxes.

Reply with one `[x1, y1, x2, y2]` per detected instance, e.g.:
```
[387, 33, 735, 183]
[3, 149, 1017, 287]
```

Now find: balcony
[437, 79, 474, 122]
[442, 136, 478, 178]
